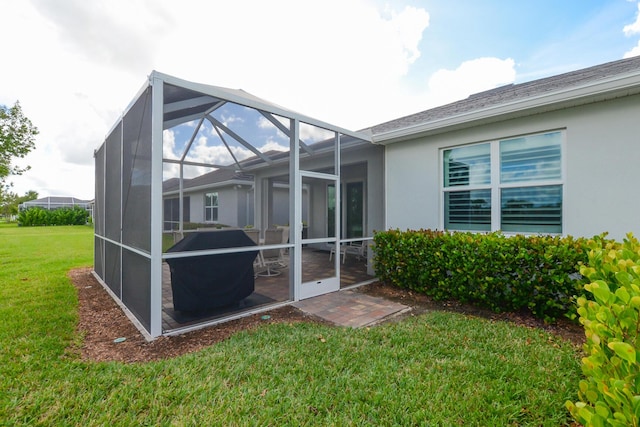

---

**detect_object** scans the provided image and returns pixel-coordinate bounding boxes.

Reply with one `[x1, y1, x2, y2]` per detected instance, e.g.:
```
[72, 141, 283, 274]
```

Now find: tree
[0, 189, 38, 220]
[0, 190, 17, 220]
[0, 101, 38, 184]
[0, 101, 38, 210]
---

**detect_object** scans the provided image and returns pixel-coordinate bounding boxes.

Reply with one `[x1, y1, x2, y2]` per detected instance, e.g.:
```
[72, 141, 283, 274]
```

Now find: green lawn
[0, 224, 582, 426]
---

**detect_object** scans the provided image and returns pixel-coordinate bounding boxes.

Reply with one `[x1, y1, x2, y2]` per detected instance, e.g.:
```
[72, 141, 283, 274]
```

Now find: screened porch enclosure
[94, 71, 380, 338]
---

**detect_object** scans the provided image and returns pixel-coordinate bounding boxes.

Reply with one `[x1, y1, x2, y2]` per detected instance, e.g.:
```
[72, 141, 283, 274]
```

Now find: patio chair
[243, 228, 260, 245]
[258, 228, 285, 277]
[276, 225, 290, 254]
[329, 243, 347, 264]
[345, 240, 366, 260]
[244, 228, 263, 274]
[329, 241, 366, 264]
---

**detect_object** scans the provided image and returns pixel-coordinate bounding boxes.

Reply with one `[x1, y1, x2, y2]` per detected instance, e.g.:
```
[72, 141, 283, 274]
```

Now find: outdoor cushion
[166, 229, 259, 312]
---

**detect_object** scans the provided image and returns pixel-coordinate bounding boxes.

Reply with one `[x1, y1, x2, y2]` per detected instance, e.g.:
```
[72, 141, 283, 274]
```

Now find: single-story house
[20, 196, 94, 221]
[162, 169, 256, 231]
[19, 196, 92, 212]
[94, 55, 640, 338]
[375, 55, 640, 241]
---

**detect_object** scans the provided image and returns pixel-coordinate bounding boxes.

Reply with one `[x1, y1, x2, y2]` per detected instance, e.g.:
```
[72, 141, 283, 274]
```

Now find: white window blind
[444, 189, 491, 231]
[443, 131, 563, 233]
[501, 185, 562, 233]
[444, 143, 490, 187]
[500, 132, 562, 183]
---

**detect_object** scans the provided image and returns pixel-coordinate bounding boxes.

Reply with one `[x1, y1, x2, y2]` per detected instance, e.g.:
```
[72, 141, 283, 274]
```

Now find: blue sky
[409, 0, 637, 77]
[0, 0, 639, 199]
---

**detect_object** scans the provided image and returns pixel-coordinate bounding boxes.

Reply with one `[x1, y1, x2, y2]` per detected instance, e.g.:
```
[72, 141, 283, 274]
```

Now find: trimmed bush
[566, 233, 640, 426]
[18, 206, 89, 226]
[373, 229, 589, 321]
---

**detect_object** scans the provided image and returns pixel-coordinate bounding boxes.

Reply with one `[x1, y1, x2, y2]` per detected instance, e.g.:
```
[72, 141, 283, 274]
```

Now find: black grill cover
[166, 230, 259, 312]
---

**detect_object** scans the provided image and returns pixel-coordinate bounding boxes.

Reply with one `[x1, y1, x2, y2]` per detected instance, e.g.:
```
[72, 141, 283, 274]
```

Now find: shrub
[18, 206, 89, 226]
[373, 229, 589, 321]
[566, 233, 640, 426]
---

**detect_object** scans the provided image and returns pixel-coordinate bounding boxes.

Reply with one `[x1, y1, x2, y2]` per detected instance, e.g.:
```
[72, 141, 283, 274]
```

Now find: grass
[0, 223, 582, 426]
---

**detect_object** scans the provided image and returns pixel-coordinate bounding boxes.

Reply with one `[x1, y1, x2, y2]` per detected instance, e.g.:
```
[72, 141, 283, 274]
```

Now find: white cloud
[382, 5, 431, 67]
[152, 1, 431, 130]
[29, 0, 172, 75]
[624, 40, 640, 58]
[623, 2, 640, 35]
[186, 136, 255, 167]
[219, 113, 245, 128]
[299, 123, 335, 144]
[1, 0, 432, 198]
[426, 57, 517, 106]
[0, 0, 524, 199]
[257, 117, 275, 130]
[623, 2, 640, 58]
[260, 139, 289, 153]
[163, 129, 178, 159]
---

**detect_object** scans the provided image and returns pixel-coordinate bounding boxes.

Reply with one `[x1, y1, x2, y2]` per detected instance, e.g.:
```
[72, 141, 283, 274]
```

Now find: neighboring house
[163, 169, 255, 230]
[162, 146, 381, 240]
[20, 196, 93, 214]
[372, 55, 640, 241]
[162, 150, 315, 231]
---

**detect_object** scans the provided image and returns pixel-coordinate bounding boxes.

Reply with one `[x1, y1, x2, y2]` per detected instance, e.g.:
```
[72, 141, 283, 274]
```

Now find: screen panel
[104, 241, 122, 298]
[122, 249, 151, 332]
[105, 123, 122, 242]
[122, 87, 153, 252]
[94, 145, 105, 237]
[94, 238, 104, 281]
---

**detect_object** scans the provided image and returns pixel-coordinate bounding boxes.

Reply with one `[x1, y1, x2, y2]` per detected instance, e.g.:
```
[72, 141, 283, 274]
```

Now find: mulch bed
[69, 267, 585, 363]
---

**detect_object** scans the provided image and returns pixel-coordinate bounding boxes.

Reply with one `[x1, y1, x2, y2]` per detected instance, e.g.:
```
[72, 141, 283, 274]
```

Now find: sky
[1, 0, 639, 200]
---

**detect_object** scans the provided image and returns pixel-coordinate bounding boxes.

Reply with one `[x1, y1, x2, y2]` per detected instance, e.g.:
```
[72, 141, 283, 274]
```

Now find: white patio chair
[330, 241, 366, 264]
[243, 228, 262, 274]
[257, 228, 284, 277]
[276, 225, 290, 254]
[329, 243, 347, 264]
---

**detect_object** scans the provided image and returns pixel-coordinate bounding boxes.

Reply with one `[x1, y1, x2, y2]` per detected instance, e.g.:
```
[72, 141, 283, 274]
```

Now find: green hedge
[373, 229, 592, 321]
[18, 206, 90, 226]
[567, 233, 640, 426]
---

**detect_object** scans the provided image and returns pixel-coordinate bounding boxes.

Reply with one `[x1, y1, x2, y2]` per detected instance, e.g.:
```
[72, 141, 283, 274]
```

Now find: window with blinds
[500, 132, 561, 183]
[501, 186, 562, 233]
[444, 189, 491, 231]
[443, 131, 563, 233]
[443, 143, 490, 187]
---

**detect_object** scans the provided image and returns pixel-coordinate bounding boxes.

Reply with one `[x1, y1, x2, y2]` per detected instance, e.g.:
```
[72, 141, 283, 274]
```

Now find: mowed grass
[0, 223, 582, 426]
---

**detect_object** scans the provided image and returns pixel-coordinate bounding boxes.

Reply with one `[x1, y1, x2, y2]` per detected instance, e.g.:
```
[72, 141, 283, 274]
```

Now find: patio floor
[293, 290, 410, 328]
[161, 246, 380, 333]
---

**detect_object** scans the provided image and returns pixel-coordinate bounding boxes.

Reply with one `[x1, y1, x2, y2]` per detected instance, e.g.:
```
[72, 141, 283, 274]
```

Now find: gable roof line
[372, 59, 640, 145]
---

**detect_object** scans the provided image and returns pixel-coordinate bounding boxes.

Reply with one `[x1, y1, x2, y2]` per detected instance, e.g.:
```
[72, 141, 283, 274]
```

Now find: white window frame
[204, 191, 219, 223]
[440, 130, 565, 234]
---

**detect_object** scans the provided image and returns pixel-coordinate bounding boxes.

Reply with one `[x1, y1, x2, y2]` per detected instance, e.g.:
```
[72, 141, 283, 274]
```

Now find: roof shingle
[371, 55, 640, 136]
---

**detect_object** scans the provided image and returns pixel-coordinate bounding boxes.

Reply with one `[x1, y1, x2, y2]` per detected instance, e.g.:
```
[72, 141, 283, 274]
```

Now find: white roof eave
[372, 72, 640, 145]
[163, 178, 254, 197]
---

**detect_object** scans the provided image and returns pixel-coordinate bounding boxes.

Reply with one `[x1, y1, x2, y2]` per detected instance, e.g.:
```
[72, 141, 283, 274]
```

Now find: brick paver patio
[293, 290, 411, 328]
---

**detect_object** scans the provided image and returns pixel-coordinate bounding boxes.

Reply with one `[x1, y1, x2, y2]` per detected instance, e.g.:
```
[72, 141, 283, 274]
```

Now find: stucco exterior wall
[184, 186, 252, 228]
[189, 193, 205, 223]
[384, 94, 640, 240]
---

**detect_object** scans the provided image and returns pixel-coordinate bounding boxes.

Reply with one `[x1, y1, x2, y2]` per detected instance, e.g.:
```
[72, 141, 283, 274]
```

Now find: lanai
[93, 71, 382, 338]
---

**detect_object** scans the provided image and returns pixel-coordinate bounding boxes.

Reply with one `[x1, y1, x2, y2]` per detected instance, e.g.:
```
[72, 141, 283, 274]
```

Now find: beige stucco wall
[384, 93, 640, 240]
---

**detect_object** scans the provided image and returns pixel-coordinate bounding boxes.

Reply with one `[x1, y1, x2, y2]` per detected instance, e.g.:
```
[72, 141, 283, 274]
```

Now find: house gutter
[372, 71, 640, 145]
